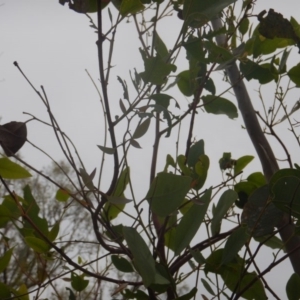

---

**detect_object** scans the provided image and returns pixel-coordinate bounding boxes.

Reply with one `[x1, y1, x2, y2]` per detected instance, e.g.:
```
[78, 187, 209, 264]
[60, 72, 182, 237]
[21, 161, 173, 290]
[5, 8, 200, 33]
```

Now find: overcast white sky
[1, 0, 300, 298]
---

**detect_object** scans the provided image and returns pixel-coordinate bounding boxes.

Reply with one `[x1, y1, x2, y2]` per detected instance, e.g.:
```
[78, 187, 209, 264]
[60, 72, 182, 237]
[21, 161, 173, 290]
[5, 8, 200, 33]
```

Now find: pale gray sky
[1, 0, 300, 298]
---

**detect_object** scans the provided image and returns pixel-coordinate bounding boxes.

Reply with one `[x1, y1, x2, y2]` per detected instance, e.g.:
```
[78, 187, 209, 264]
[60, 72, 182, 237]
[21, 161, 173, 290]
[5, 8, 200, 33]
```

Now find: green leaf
[154, 30, 169, 60]
[205, 249, 266, 299]
[254, 235, 284, 250]
[16, 283, 29, 300]
[146, 172, 192, 217]
[234, 181, 258, 196]
[123, 226, 156, 287]
[71, 272, 89, 292]
[202, 95, 238, 119]
[133, 118, 151, 139]
[288, 63, 300, 86]
[23, 185, 39, 216]
[49, 222, 60, 242]
[204, 40, 234, 64]
[0, 157, 31, 179]
[201, 278, 215, 295]
[246, 26, 295, 58]
[122, 289, 149, 300]
[130, 139, 142, 148]
[152, 266, 170, 285]
[173, 188, 211, 255]
[222, 226, 248, 264]
[240, 60, 275, 84]
[67, 0, 99, 13]
[120, 0, 144, 16]
[242, 185, 283, 237]
[239, 18, 249, 35]
[103, 202, 125, 220]
[183, 0, 236, 27]
[22, 186, 50, 238]
[113, 167, 130, 197]
[286, 273, 300, 300]
[139, 49, 176, 85]
[179, 199, 193, 216]
[205, 249, 229, 275]
[223, 269, 266, 299]
[190, 249, 206, 264]
[80, 167, 96, 190]
[0, 282, 11, 298]
[55, 188, 70, 202]
[120, 99, 126, 114]
[164, 154, 176, 172]
[107, 196, 132, 205]
[111, 255, 134, 273]
[204, 78, 216, 95]
[176, 70, 194, 96]
[65, 287, 76, 300]
[279, 99, 300, 123]
[219, 152, 234, 170]
[177, 155, 191, 176]
[97, 145, 116, 154]
[145, 103, 173, 137]
[150, 93, 173, 109]
[211, 190, 238, 236]
[187, 140, 205, 168]
[164, 225, 177, 251]
[25, 236, 50, 253]
[0, 248, 13, 273]
[0, 196, 21, 227]
[193, 154, 210, 190]
[105, 224, 124, 243]
[117, 76, 129, 100]
[270, 169, 300, 217]
[176, 287, 197, 300]
[247, 172, 266, 187]
[183, 36, 206, 62]
[234, 155, 254, 175]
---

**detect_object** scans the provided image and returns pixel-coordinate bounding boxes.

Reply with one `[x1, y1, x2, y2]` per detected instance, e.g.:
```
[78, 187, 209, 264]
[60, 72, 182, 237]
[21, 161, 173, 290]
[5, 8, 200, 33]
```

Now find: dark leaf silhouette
[258, 9, 300, 52]
[0, 122, 27, 156]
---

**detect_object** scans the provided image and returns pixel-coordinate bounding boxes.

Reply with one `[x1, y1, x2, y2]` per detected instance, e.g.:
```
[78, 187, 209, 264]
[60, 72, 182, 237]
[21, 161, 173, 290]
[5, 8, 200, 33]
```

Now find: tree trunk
[211, 17, 300, 275]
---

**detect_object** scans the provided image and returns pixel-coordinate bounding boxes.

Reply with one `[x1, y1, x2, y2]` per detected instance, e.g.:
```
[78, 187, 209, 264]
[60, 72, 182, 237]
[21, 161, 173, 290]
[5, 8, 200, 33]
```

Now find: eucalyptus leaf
[120, 0, 144, 16]
[79, 168, 95, 190]
[174, 188, 211, 255]
[25, 237, 50, 253]
[146, 172, 192, 217]
[183, 0, 237, 27]
[288, 63, 300, 86]
[202, 95, 238, 119]
[286, 273, 300, 300]
[133, 118, 151, 139]
[111, 255, 134, 273]
[97, 145, 116, 154]
[130, 139, 142, 148]
[222, 226, 248, 264]
[211, 189, 238, 236]
[123, 227, 156, 287]
[139, 49, 176, 85]
[234, 155, 254, 175]
[0, 248, 13, 273]
[0, 157, 31, 179]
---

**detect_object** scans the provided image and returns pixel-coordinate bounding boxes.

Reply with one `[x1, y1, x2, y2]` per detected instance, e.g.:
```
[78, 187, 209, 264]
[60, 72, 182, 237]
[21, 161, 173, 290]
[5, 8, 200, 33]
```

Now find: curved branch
[97, 1, 119, 196]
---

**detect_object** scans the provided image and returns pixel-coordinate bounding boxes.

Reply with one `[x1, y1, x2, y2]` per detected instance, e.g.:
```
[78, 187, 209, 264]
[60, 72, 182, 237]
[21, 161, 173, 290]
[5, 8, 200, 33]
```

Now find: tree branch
[97, 0, 119, 196]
